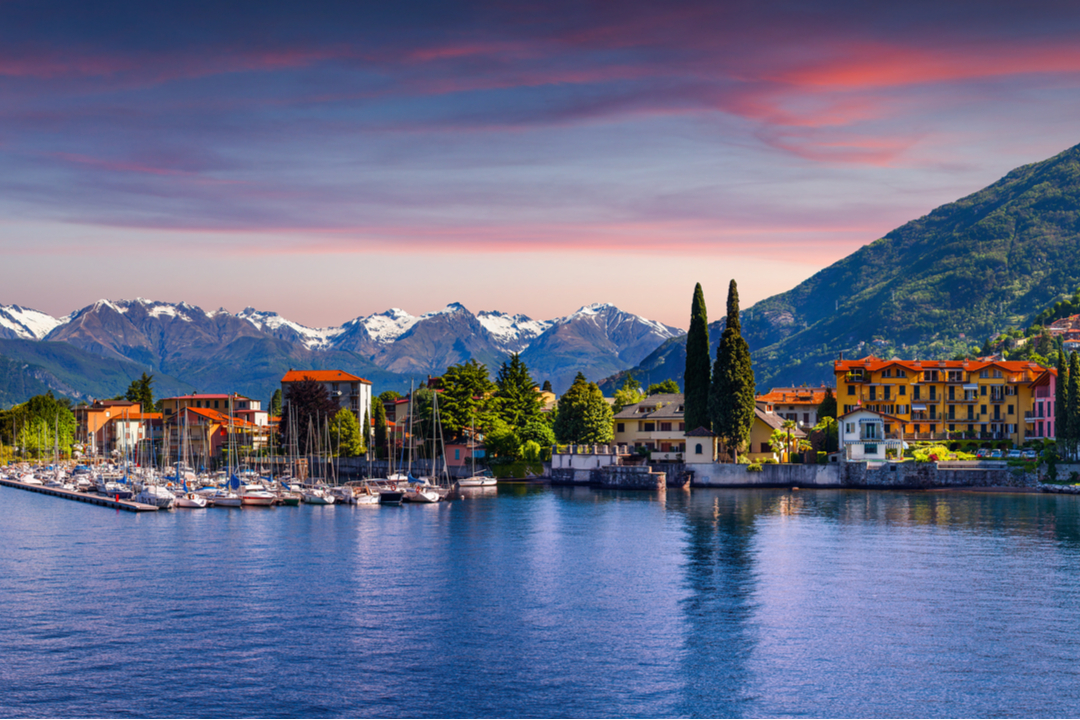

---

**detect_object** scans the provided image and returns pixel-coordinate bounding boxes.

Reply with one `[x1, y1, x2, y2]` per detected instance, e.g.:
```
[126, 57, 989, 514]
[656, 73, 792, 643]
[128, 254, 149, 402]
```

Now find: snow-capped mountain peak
[237, 307, 343, 350]
[360, 308, 419, 343]
[0, 304, 62, 340]
[477, 310, 552, 352]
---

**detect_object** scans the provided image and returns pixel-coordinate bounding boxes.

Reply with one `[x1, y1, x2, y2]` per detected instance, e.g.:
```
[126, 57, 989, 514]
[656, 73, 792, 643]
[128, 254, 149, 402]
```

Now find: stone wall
[598, 466, 665, 490]
[689, 462, 840, 487]
[841, 462, 1034, 488]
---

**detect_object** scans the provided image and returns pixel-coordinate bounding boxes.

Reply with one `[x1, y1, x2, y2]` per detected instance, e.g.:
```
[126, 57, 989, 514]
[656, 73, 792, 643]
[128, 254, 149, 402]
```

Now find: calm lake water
[4, 484, 1080, 718]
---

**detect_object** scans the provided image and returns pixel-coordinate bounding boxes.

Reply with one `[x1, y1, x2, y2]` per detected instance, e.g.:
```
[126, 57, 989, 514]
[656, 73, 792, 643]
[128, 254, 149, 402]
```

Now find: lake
[3, 484, 1080, 718]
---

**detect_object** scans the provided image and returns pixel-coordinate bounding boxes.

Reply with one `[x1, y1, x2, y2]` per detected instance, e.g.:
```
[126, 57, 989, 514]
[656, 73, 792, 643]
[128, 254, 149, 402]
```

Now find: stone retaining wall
[689, 463, 840, 487]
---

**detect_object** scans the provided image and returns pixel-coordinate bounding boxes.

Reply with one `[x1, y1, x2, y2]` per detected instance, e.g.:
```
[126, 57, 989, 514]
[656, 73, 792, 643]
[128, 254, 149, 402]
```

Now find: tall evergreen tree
[494, 353, 543, 429]
[125, 372, 155, 412]
[270, 389, 283, 418]
[542, 380, 553, 393]
[817, 387, 837, 421]
[553, 372, 614, 445]
[373, 400, 389, 459]
[279, 377, 338, 456]
[709, 280, 757, 461]
[1055, 352, 1068, 451]
[683, 282, 711, 431]
[1068, 352, 1080, 460]
[439, 359, 497, 433]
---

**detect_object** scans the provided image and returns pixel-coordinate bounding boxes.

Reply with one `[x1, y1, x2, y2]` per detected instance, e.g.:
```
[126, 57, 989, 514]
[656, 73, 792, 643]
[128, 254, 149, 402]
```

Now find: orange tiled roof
[184, 406, 259, 429]
[835, 355, 1046, 374]
[756, 387, 829, 405]
[281, 369, 370, 384]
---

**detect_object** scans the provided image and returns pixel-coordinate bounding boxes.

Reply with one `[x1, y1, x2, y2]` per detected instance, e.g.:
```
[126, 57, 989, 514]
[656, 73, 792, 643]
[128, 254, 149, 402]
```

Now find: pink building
[1029, 368, 1057, 440]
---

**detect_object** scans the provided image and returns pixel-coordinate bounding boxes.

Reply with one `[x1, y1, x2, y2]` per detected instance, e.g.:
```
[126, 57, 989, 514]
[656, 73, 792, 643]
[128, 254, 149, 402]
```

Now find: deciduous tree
[279, 377, 339, 456]
[613, 374, 646, 413]
[554, 373, 614, 445]
[330, 407, 365, 457]
[647, 379, 680, 396]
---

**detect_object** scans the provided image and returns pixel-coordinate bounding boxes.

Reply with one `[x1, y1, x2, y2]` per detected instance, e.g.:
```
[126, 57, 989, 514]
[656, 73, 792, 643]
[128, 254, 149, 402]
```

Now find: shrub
[747, 463, 763, 472]
[817, 451, 828, 465]
[765, 458, 778, 464]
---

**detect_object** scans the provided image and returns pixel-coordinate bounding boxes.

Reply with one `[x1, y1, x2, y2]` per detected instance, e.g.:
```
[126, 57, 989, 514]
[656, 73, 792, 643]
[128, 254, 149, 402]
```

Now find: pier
[0, 478, 160, 512]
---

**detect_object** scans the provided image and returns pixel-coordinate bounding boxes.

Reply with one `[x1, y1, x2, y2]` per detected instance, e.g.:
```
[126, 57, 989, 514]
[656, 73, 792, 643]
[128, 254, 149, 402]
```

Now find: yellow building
[746, 405, 806, 462]
[834, 356, 1044, 445]
[613, 393, 686, 460]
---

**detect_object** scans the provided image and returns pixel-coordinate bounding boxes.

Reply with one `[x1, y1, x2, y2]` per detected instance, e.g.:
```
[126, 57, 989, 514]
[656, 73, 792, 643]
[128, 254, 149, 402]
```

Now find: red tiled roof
[281, 370, 371, 384]
[756, 387, 829, 405]
[835, 355, 1045, 374]
[184, 406, 258, 429]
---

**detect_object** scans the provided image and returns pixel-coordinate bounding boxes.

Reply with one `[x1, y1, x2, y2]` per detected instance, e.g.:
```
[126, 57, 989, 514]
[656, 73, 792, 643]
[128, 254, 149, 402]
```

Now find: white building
[839, 409, 904, 462]
[281, 370, 373, 428]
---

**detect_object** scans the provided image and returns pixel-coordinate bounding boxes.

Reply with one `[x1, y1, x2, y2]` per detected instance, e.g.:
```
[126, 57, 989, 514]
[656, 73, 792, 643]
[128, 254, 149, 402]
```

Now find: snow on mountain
[0, 304, 62, 340]
[557, 303, 682, 338]
[360, 308, 419, 344]
[237, 307, 344, 350]
[477, 310, 552, 353]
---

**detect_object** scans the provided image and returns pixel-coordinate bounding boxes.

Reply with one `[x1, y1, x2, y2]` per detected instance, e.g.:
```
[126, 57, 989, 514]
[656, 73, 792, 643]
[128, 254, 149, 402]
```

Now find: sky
[3, 0, 1080, 330]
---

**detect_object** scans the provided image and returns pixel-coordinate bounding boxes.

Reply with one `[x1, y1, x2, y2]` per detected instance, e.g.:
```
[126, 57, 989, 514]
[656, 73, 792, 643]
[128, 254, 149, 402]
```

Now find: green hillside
[0, 339, 194, 408]
[607, 142, 1080, 392]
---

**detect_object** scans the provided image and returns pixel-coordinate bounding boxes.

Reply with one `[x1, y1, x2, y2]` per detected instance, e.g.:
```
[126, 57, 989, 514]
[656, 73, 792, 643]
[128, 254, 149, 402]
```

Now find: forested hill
[606, 141, 1080, 391]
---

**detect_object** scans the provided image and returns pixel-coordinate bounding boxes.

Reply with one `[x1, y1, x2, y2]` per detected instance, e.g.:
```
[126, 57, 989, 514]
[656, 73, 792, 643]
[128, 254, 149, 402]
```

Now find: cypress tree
[683, 282, 711, 431]
[1055, 352, 1068, 450]
[709, 280, 757, 462]
[1068, 352, 1080, 460]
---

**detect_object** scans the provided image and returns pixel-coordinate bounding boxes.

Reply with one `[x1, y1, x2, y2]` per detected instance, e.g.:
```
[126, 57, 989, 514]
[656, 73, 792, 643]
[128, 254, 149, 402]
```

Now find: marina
[0, 476, 160, 512]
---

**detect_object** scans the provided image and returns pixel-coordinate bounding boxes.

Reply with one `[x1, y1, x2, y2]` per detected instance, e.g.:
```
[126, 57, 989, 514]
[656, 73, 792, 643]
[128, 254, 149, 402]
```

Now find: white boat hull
[175, 494, 208, 508]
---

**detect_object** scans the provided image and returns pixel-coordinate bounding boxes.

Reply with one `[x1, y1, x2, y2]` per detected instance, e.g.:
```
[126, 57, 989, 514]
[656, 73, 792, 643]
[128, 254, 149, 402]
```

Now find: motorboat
[207, 490, 242, 507]
[241, 484, 277, 507]
[301, 486, 335, 505]
[21, 473, 43, 486]
[134, 484, 176, 509]
[403, 482, 441, 503]
[330, 486, 357, 505]
[345, 481, 380, 506]
[174, 492, 208, 509]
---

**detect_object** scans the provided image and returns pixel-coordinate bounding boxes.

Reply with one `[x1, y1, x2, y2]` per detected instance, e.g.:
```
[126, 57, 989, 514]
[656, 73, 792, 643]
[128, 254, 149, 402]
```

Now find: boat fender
[390, 483, 397, 491]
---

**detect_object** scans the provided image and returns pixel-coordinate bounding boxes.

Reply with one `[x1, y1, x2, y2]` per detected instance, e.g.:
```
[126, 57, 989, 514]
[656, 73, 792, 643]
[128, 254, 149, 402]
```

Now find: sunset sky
[2, 0, 1080, 329]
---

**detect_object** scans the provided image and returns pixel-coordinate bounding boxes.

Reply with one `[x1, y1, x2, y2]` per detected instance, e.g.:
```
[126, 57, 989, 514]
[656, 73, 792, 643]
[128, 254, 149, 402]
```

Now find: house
[281, 370, 373, 430]
[1029, 368, 1057, 440]
[73, 401, 161, 458]
[747, 404, 807, 462]
[445, 430, 486, 467]
[163, 405, 265, 464]
[755, 386, 830, 429]
[1048, 315, 1080, 336]
[612, 393, 686, 460]
[159, 394, 267, 427]
[685, 427, 717, 464]
[838, 409, 905, 461]
[834, 356, 1044, 445]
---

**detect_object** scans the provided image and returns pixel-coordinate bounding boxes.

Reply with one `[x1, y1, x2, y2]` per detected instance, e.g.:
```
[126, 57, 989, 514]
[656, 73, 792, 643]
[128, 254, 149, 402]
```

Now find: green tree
[373, 399, 389, 459]
[613, 374, 646, 413]
[519, 416, 556, 448]
[270, 389, 283, 418]
[439, 359, 496, 433]
[1056, 352, 1068, 454]
[484, 418, 520, 460]
[709, 280, 757, 461]
[553, 372, 614, 445]
[7, 392, 78, 459]
[684, 282, 711, 431]
[378, 390, 402, 404]
[330, 407, 365, 457]
[817, 387, 837, 421]
[494, 353, 543, 429]
[362, 410, 371, 455]
[124, 372, 155, 412]
[809, 416, 839, 453]
[647, 379, 680, 396]
[542, 380, 553, 393]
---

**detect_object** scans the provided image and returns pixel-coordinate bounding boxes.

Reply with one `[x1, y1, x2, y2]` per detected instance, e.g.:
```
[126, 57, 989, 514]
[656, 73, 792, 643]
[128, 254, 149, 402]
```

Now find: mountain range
[605, 141, 1080, 393]
[0, 300, 682, 406]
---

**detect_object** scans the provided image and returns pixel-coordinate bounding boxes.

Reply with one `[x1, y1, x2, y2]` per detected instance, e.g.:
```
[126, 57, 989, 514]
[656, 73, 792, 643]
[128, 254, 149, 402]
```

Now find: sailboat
[458, 418, 497, 487]
[405, 389, 443, 503]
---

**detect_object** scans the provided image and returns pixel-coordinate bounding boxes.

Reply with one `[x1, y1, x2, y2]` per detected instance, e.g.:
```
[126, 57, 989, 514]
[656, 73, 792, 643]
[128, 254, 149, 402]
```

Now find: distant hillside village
[7, 288, 1080, 478]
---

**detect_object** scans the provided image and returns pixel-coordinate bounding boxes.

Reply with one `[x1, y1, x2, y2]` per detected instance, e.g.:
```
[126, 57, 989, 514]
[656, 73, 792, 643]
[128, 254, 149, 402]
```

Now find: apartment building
[834, 356, 1045, 445]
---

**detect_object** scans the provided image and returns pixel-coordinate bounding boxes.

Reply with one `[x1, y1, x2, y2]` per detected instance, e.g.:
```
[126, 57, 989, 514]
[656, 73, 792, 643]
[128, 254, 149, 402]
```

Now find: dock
[0, 477, 160, 512]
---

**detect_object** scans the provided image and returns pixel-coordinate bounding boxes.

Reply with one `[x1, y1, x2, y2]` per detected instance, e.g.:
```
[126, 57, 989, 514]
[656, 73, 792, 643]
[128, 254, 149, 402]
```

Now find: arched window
[695, 443, 703, 454]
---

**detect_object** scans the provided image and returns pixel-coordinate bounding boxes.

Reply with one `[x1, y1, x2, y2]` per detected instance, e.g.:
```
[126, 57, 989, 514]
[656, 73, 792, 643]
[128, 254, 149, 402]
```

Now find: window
[679, 423, 685, 431]
[914, 424, 920, 433]
[761, 443, 770, 453]
[981, 386, 987, 396]
[1007, 405, 1014, 415]
[899, 386, 907, 396]
[898, 369, 907, 378]
[846, 422, 854, 434]
[913, 386, 921, 400]
[454, 449, 460, 460]
[643, 422, 655, 431]
[949, 424, 955, 432]
[660, 422, 672, 431]
[981, 405, 987, 415]
[848, 385, 855, 395]
[884, 423, 892, 434]
[803, 413, 809, 424]
[616, 423, 624, 433]
[695, 443, 703, 455]
[884, 386, 891, 400]
[214, 400, 220, 409]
